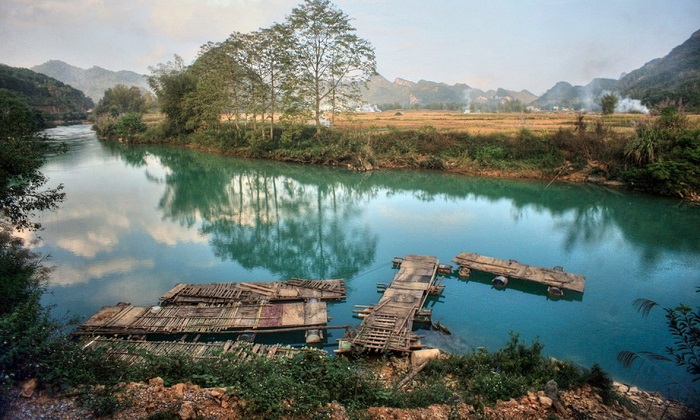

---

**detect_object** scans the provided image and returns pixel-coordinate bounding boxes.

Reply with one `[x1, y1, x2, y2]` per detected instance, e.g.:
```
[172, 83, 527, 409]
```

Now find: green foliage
[0, 64, 92, 124]
[77, 385, 126, 417]
[147, 55, 199, 137]
[421, 333, 589, 407]
[585, 364, 617, 405]
[148, 1, 374, 138]
[600, 94, 619, 115]
[0, 90, 66, 231]
[619, 291, 700, 383]
[618, 289, 700, 408]
[115, 112, 148, 137]
[94, 84, 146, 117]
[622, 103, 699, 197]
[287, 0, 376, 131]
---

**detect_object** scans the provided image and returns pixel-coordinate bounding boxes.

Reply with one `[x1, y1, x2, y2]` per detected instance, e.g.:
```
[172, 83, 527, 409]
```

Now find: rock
[209, 387, 227, 399]
[20, 378, 37, 398]
[171, 383, 186, 399]
[410, 348, 441, 367]
[539, 396, 553, 408]
[149, 377, 164, 387]
[178, 400, 196, 420]
[545, 379, 559, 401]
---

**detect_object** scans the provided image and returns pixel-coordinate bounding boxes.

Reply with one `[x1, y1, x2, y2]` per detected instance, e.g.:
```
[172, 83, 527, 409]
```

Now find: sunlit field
[334, 110, 700, 135]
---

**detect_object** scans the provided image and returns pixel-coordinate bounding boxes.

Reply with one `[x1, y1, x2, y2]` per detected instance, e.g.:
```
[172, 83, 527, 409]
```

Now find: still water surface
[31, 125, 700, 399]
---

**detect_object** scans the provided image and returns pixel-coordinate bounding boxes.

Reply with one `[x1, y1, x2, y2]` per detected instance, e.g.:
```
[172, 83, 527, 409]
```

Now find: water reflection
[101, 142, 379, 279]
[97, 137, 700, 285]
[34, 126, 700, 401]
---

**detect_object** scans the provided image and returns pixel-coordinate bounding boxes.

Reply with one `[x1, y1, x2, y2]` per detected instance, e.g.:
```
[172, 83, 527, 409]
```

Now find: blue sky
[1, 0, 698, 95]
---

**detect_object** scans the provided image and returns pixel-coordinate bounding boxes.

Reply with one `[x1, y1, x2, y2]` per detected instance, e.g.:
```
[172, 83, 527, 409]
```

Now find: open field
[334, 110, 700, 135]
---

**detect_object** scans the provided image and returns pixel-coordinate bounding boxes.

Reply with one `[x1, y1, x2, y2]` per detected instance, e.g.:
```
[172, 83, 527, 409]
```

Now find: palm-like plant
[618, 288, 700, 404]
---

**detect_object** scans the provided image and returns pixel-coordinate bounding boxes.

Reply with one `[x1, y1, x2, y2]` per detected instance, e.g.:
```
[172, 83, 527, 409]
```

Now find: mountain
[531, 78, 618, 111]
[0, 63, 93, 124]
[31, 60, 150, 103]
[361, 74, 537, 111]
[533, 29, 700, 112]
[617, 29, 700, 111]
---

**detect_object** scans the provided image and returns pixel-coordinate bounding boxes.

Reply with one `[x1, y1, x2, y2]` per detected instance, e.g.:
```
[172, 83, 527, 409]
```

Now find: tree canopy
[0, 89, 65, 231]
[148, 0, 375, 137]
[94, 84, 147, 117]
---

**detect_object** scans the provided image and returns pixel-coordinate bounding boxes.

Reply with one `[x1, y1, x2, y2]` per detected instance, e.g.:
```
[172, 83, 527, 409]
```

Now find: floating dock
[159, 279, 346, 306]
[343, 255, 442, 354]
[452, 252, 586, 293]
[81, 337, 321, 365]
[76, 300, 328, 336]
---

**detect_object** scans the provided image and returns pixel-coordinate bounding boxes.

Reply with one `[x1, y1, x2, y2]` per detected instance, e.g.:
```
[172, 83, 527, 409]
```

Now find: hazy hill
[533, 28, 700, 112]
[0, 63, 93, 124]
[362, 74, 537, 110]
[532, 78, 618, 111]
[32, 60, 150, 103]
[617, 29, 700, 111]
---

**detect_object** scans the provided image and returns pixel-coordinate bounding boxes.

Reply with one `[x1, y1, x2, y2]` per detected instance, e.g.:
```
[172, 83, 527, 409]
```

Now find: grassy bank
[95, 109, 700, 200]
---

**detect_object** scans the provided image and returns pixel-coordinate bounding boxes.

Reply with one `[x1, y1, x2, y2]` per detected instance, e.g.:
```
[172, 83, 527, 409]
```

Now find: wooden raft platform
[348, 255, 440, 354]
[159, 278, 346, 306]
[82, 337, 321, 365]
[452, 252, 586, 293]
[76, 301, 328, 336]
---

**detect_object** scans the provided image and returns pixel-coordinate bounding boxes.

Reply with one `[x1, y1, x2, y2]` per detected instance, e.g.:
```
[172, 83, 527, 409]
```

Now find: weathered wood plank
[159, 279, 346, 306]
[348, 255, 440, 354]
[76, 301, 328, 336]
[452, 252, 586, 293]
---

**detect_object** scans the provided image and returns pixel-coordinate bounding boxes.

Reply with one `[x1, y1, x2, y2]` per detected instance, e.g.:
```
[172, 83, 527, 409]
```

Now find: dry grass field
[333, 110, 700, 135]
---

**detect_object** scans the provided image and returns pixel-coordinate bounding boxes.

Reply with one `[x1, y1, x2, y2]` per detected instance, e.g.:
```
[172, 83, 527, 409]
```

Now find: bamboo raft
[343, 255, 442, 354]
[159, 278, 346, 306]
[82, 336, 322, 365]
[452, 252, 586, 293]
[76, 300, 328, 336]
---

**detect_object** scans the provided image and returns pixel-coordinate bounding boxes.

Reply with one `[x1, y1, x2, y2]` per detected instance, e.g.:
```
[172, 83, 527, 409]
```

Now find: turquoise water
[30, 125, 700, 400]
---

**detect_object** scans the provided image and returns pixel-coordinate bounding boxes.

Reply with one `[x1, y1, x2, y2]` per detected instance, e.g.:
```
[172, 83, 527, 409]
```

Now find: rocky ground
[4, 375, 695, 420]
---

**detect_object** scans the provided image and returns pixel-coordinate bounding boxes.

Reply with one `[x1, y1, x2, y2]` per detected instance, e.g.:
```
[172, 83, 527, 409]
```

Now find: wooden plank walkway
[76, 301, 328, 336]
[348, 255, 440, 354]
[159, 279, 346, 306]
[82, 337, 322, 365]
[452, 252, 586, 293]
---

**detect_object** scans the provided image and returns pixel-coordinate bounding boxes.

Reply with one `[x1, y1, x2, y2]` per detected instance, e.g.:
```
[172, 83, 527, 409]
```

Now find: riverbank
[5, 369, 695, 419]
[95, 109, 700, 201]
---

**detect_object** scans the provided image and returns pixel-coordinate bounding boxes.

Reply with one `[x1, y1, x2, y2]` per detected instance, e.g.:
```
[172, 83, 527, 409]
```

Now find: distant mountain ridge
[530, 78, 618, 111]
[31, 60, 150, 103]
[0, 63, 92, 124]
[531, 29, 700, 112]
[29, 28, 700, 113]
[362, 74, 538, 111]
[617, 29, 700, 111]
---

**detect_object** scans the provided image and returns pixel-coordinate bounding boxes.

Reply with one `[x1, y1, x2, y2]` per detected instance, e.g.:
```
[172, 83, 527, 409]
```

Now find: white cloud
[51, 257, 155, 286]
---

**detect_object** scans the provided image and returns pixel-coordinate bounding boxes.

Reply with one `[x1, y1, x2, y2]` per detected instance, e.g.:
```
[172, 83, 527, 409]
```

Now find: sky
[1, 0, 699, 95]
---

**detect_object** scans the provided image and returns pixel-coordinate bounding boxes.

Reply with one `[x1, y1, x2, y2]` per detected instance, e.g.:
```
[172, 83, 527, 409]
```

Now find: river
[27, 125, 700, 401]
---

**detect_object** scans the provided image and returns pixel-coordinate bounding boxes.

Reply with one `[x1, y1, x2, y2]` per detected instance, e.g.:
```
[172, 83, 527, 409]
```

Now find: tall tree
[0, 89, 65, 231]
[600, 93, 618, 115]
[94, 84, 146, 117]
[287, 0, 376, 133]
[148, 55, 198, 136]
[257, 23, 293, 138]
